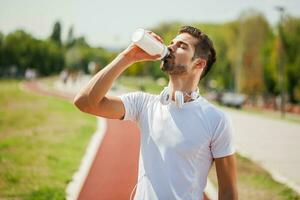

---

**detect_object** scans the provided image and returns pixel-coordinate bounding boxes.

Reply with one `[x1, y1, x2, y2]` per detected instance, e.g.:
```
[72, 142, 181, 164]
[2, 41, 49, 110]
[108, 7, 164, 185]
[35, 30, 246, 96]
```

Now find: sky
[0, 0, 299, 49]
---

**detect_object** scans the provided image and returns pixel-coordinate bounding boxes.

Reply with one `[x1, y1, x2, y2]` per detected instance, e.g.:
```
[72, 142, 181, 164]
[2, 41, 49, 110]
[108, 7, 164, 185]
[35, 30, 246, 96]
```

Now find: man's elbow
[73, 94, 91, 113]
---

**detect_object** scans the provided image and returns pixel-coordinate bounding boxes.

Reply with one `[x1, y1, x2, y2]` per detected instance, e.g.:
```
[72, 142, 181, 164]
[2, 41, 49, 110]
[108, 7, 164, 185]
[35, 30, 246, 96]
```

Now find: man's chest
[141, 107, 212, 156]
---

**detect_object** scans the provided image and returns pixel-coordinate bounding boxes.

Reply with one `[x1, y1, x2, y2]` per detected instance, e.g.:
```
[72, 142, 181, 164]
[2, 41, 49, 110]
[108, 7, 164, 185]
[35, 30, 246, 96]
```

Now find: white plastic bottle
[131, 28, 170, 60]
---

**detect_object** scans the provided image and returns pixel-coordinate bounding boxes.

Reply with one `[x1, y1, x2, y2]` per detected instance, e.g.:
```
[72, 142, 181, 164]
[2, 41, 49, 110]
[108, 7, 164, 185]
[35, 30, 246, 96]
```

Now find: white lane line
[66, 117, 107, 200]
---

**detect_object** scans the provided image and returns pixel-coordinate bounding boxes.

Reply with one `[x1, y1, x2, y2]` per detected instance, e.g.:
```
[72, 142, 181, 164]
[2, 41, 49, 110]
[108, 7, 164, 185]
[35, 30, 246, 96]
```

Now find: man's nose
[167, 44, 176, 53]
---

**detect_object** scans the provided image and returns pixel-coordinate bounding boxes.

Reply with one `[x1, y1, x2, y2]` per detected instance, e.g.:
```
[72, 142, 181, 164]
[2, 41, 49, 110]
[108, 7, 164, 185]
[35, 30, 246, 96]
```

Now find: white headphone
[159, 86, 199, 108]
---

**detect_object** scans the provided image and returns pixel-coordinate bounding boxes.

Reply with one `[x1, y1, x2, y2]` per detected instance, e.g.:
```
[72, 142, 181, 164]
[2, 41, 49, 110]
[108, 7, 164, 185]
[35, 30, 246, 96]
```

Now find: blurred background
[0, 0, 300, 199]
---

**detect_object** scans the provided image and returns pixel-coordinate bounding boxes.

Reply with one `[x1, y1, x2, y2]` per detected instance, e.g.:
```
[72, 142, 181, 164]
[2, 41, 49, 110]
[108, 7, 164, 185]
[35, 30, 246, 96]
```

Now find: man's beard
[160, 55, 187, 75]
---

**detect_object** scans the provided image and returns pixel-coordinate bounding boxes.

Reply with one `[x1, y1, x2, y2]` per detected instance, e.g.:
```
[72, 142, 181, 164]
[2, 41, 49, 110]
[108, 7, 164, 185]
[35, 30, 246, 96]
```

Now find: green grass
[208, 154, 300, 199]
[0, 79, 97, 199]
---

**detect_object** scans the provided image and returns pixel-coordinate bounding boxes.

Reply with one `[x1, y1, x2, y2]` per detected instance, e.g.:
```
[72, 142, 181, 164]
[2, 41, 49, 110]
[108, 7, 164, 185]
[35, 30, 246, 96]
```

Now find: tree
[2, 30, 64, 76]
[50, 21, 62, 46]
[2, 30, 35, 75]
[66, 25, 75, 48]
[281, 16, 300, 103]
[37, 40, 65, 75]
[65, 39, 115, 74]
[0, 32, 3, 69]
[263, 33, 279, 96]
[194, 23, 236, 91]
[236, 10, 271, 101]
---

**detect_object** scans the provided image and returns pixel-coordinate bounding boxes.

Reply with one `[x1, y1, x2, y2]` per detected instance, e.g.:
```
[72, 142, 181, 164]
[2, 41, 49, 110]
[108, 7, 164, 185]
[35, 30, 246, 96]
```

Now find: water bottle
[131, 28, 170, 60]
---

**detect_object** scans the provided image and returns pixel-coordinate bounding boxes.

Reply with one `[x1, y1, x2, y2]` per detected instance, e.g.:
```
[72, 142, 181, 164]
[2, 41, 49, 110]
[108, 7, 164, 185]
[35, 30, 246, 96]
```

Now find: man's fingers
[152, 54, 161, 59]
[153, 34, 164, 43]
[148, 31, 164, 43]
[154, 54, 162, 60]
[141, 51, 162, 60]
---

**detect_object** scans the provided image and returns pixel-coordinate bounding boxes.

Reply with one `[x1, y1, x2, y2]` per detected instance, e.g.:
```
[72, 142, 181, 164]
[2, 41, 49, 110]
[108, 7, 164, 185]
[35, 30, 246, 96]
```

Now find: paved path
[226, 108, 300, 194]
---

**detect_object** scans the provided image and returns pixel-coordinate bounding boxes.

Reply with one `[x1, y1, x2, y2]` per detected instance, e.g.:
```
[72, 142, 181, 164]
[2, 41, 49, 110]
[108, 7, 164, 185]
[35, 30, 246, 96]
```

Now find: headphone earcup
[160, 87, 172, 105]
[175, 91, 184, 108]
[191, 91, 198, 100]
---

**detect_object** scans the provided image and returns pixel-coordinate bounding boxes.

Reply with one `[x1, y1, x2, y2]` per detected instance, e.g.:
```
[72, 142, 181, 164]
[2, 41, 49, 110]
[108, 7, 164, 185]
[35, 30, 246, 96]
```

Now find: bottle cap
[131, 28, 145, 43]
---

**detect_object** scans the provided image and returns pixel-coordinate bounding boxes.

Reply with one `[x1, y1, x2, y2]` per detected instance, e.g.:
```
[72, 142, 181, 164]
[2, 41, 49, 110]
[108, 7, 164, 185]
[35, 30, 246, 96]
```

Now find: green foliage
[49, 21, 62, 46]
[236, 11, 271, 97]
[0, 32, 3, 68]
[66, 26, 75, 48]
[65, 44, 115, 73]
[1, 30, 64, 76]
[280, 16, 300, 103]
[0, 26, 116, 77]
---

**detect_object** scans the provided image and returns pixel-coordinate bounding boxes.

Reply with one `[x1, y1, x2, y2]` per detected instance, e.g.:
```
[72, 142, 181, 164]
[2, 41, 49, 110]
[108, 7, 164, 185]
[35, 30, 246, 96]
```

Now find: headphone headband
[159, 87, 199, 108]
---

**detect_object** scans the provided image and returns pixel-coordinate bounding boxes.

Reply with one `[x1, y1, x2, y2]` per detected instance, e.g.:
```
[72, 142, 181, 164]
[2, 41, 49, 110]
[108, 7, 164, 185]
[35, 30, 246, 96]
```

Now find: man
[74, 26, 238, 200]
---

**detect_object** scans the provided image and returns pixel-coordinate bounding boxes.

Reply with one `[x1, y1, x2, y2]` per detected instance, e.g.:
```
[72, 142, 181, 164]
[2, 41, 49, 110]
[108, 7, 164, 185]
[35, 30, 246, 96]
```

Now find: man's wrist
[116, 52, 135, 66]
[118, 52, 134, 65]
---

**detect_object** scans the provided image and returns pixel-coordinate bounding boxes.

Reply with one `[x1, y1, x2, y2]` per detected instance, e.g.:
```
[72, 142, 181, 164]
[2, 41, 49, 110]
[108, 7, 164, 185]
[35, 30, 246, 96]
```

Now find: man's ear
[194, 58, 206, 70]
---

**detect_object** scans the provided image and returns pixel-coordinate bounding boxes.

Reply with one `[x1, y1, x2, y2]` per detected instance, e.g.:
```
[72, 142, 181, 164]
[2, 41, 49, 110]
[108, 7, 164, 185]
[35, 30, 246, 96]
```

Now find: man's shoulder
[120, 91, 158, 102]
[200, 98, 228, 122]
[199, 99, 233, 138]
[130, 91, 157, 98]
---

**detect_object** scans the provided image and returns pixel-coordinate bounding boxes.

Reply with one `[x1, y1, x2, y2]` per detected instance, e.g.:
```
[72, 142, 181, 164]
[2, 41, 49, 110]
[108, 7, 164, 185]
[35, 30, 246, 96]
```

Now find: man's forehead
[172, 33, 197, 46]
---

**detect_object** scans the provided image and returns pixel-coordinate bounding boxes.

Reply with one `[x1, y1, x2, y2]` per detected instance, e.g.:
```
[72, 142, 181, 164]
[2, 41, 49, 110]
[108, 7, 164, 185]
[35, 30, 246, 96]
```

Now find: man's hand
[214, 154, 238, 200]
[121, 31, 164, 63]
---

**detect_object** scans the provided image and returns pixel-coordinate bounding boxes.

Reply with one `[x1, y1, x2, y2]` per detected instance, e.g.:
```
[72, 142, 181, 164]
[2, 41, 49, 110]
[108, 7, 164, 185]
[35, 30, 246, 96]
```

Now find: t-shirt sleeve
[118, 92, 150, 122]
[210, 113, 236, 158]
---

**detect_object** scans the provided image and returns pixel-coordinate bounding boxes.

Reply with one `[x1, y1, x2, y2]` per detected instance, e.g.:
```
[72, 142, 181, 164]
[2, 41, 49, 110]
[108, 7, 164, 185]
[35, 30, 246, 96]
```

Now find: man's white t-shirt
[119, 92, 235, 200]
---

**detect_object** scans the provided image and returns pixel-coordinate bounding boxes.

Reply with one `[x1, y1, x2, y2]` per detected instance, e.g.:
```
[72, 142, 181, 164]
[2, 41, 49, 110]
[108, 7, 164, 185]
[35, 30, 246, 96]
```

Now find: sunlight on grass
[0, 79, 97, 199]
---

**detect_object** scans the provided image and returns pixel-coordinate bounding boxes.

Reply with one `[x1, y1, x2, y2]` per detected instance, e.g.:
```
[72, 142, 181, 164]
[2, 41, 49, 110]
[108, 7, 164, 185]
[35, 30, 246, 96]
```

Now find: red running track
[78, 119, 140, 200]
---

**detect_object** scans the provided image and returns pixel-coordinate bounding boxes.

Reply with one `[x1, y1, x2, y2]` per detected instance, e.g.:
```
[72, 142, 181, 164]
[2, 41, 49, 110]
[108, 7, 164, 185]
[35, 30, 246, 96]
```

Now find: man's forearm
[215, 155, 238, 200]
[74, 53, 132, 106]
[219, 188, 238, 200]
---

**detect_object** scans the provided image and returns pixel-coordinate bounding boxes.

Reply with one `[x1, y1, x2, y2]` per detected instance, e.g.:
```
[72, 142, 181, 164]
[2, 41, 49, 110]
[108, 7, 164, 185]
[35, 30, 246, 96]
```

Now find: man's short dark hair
[178, 26, 216, 80]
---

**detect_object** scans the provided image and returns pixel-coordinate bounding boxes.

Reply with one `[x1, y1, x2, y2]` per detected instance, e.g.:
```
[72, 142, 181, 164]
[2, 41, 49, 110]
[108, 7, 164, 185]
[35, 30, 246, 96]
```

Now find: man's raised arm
[73, 33, 163, 119]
